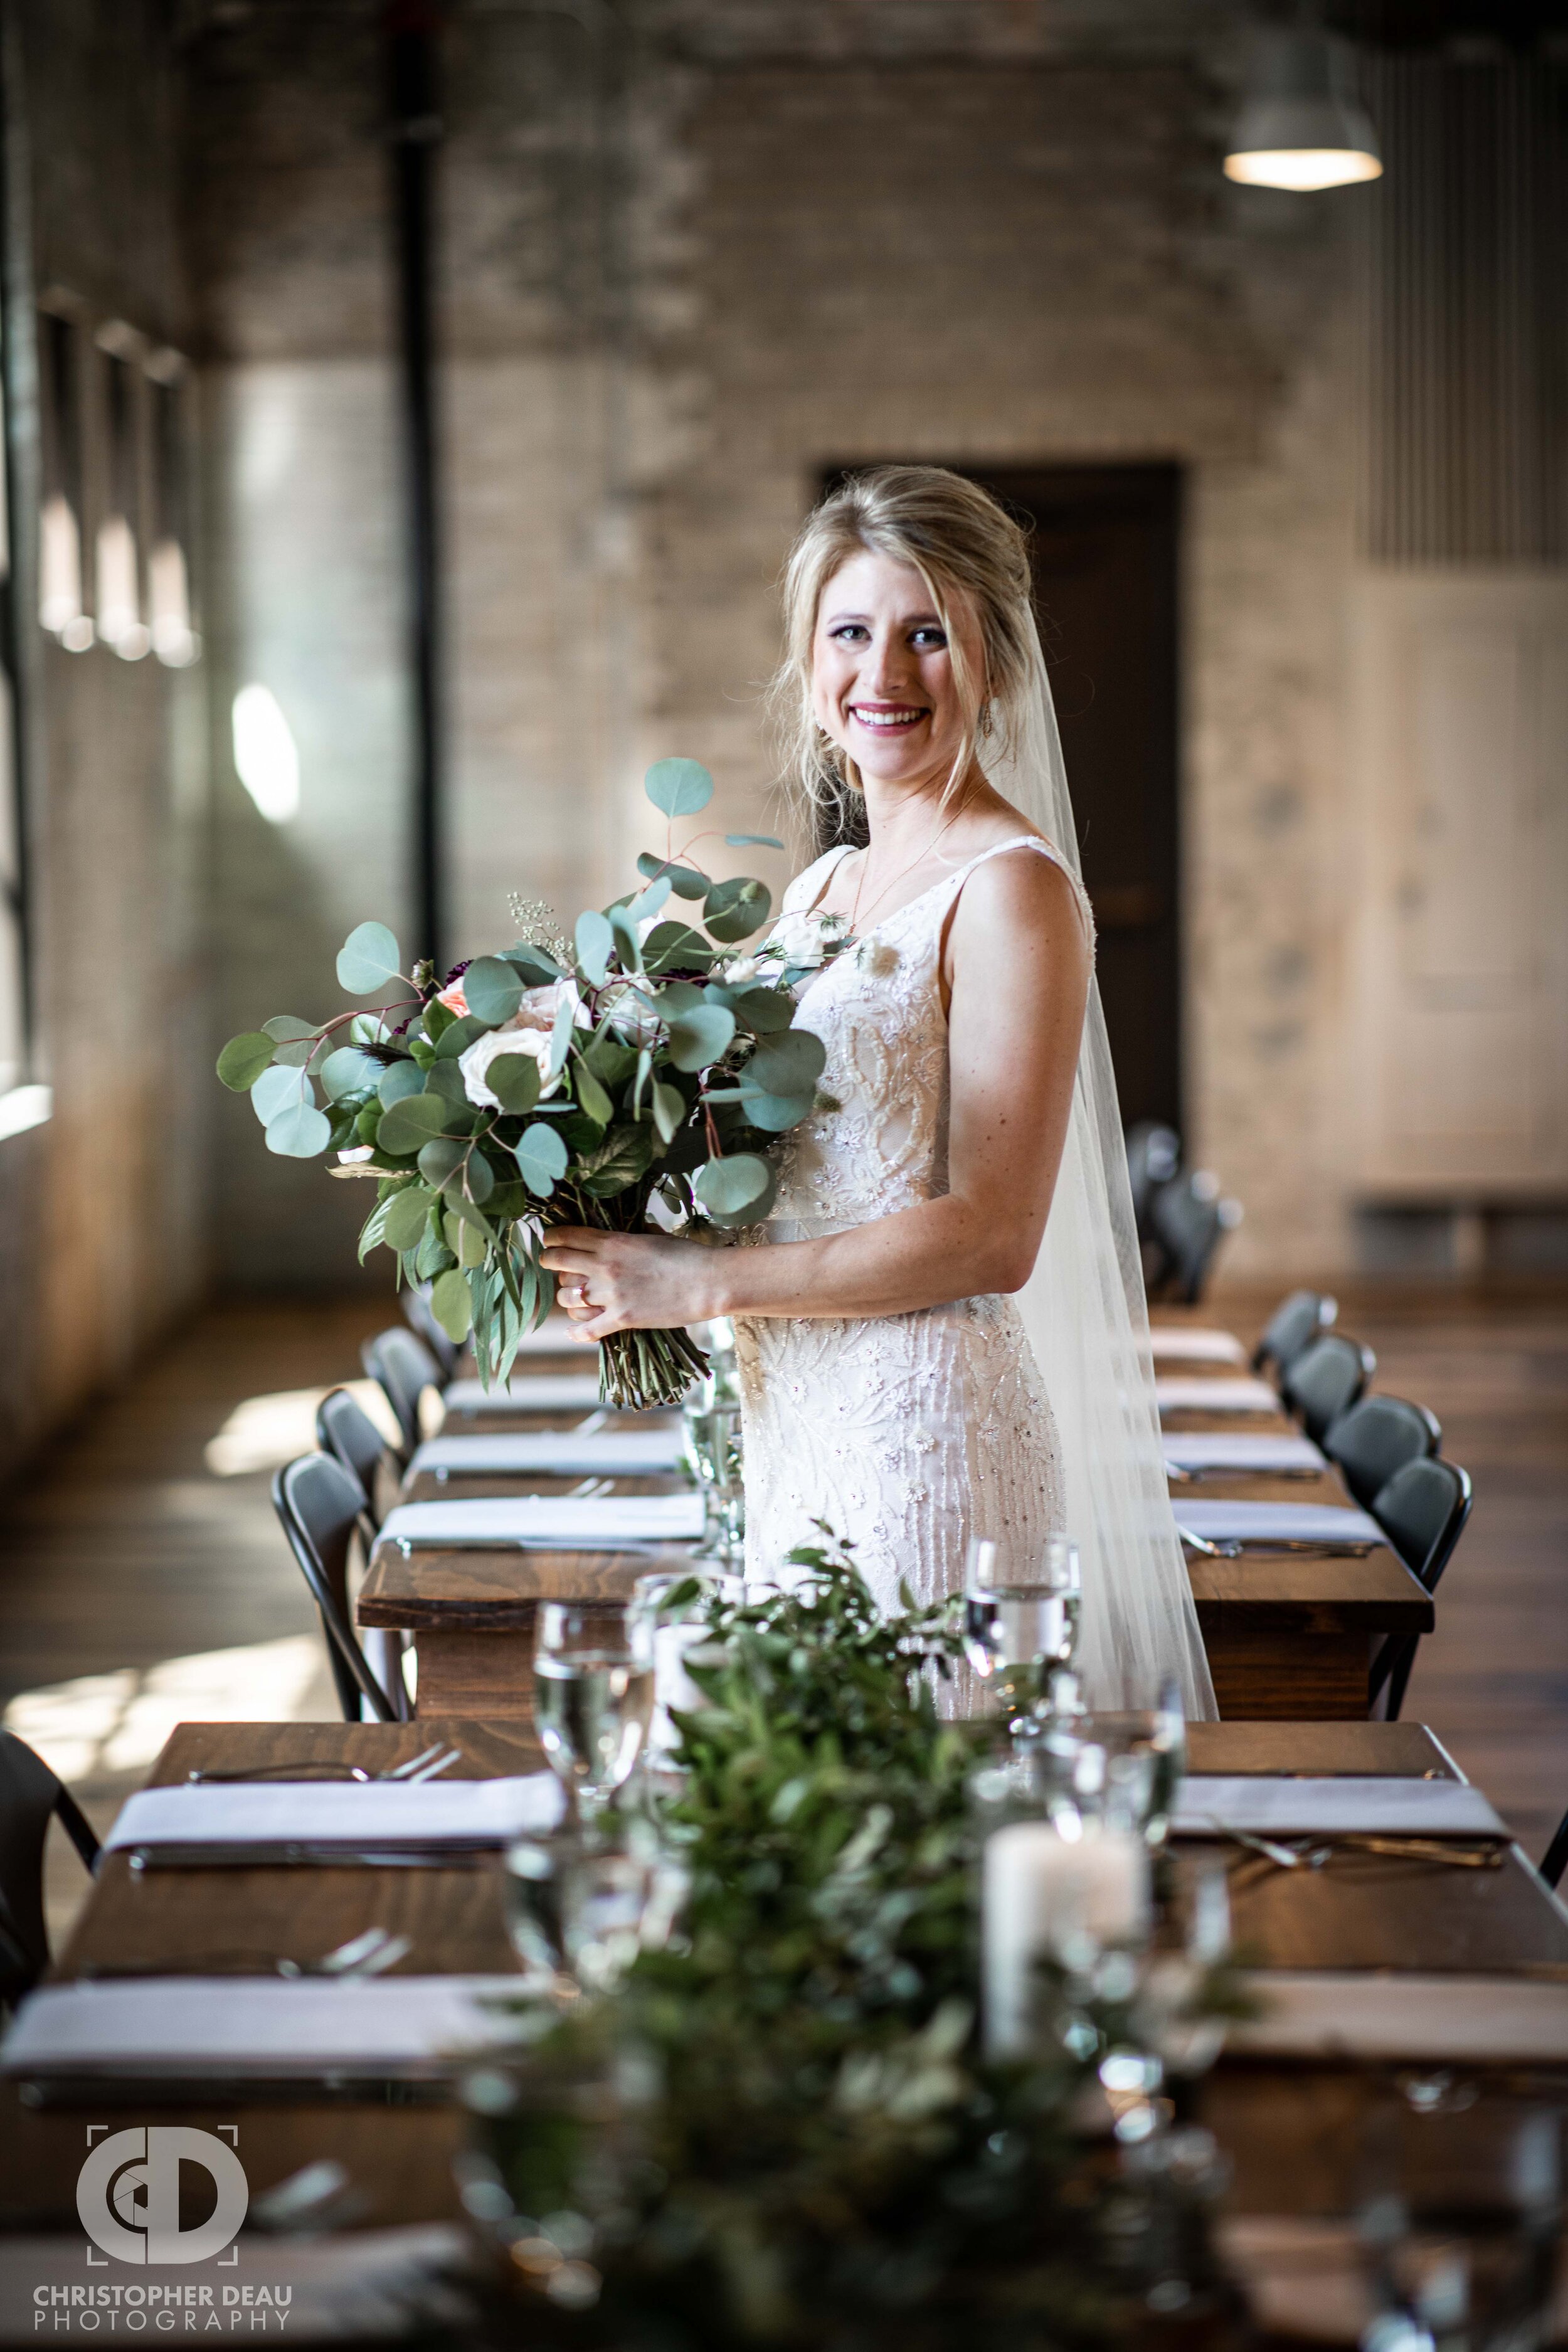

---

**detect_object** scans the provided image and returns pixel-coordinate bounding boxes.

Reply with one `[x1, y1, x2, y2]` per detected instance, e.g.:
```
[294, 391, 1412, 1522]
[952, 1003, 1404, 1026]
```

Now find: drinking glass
[532, 1602, 655, 1819]
[502, 1831, 573, 1989]
[1046, 1700, 1184, 1846]
[963, 1534, 1081, 1728]
[627, 1568, 735, 1762]
[682, 1399, 745, 1565]
[1357, 2095, 1562, 2352]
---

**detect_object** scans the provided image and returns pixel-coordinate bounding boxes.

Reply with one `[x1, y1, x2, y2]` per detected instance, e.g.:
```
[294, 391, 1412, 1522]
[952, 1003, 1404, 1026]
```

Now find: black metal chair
[1367, 1454, 1474, 1720]
[1325, 1392, 1442, 1510]
[402, 1285, 459, 1382]
[1540, 1811, 1568, 1892]
[0, 1730, 100, 2011]
[361, 1327, 443, 1463]
[272, 1454, 399, 1723]
[316, 1385, 398, 1530]
[1126, 1121, 1182, 1242]
[1253, 1288, 1337, 1377]
[1145, 1170, 1243, 1304]
[1281, 1332, 1375, 1444]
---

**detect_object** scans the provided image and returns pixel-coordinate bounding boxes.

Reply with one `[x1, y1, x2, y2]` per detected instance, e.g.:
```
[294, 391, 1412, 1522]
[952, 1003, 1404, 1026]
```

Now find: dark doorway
[818, 463, 1183, 1132]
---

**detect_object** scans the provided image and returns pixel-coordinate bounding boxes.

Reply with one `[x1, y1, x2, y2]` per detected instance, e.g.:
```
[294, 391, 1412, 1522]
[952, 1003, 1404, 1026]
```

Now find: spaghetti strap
[946, 835, 1095, 942]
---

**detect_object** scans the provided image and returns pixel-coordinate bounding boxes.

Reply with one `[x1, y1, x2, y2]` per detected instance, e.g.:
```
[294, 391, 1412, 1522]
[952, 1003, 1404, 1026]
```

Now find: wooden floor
[2, 1281, 1564, 1942]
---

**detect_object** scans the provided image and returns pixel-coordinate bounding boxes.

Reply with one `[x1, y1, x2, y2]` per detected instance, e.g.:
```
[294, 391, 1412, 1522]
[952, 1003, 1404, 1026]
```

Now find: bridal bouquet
[216, 760, 847, 1407]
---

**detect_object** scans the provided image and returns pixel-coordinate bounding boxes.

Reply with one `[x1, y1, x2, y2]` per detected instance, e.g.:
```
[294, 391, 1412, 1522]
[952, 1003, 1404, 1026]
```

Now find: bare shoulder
[950, 840, 1091, 958]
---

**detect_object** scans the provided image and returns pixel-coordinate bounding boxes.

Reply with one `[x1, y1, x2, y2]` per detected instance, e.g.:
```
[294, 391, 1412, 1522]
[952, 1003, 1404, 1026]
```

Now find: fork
[79, 1927, 414, 1981]
[1176, 1525, 1376, 1559]
[188, 1742, 458, 1786]
[566, 1475, 617, 1500]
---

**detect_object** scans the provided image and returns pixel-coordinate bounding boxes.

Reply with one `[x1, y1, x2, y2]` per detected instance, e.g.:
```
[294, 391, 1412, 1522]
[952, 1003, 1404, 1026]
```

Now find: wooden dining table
[5, 1713, 1565, 2247]
[357, 1318, 1433, 1723]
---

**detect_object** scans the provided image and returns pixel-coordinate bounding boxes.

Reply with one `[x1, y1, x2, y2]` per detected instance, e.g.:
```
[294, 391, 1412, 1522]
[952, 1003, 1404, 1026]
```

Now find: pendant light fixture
[1224, 25, 1382, 191]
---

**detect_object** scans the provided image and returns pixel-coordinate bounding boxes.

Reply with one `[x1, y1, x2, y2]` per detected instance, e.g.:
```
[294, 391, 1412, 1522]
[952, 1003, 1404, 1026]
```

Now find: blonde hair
[767, 465, 1040, 835]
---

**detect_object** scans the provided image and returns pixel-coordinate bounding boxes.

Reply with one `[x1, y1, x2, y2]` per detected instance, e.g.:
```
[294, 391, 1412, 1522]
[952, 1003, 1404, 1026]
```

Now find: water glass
[559, 1837, 689, 1997]
[1357, 2096, 1562, 2352]
[682, 1399, 745, 1565]
[502, 1831, 572, 1989]
[1045, 1701, 1184, 1846]
[627, 1568, 736, 1761]
[963, 1534, 1081, 1727]
[532, 1602, 655, 1818]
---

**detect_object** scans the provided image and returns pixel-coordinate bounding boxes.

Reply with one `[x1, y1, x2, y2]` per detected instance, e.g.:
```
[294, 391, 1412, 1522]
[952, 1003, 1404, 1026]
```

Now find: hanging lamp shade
[1224, 28, 1382, 190]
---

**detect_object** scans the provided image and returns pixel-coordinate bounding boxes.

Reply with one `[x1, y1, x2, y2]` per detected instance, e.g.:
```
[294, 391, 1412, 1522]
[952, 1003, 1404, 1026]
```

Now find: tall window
[147, 352, 197, 668]
[38, 306, 90, 651]
[94, 331, 149, 662]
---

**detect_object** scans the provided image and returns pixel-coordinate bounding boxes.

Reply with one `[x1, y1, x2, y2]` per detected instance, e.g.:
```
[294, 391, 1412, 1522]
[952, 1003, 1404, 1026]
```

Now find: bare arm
[541, 849, 1092, 1337]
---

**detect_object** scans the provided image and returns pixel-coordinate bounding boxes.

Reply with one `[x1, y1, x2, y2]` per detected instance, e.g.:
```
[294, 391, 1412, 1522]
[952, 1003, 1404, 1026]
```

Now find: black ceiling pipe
[385, 1, 445, 982]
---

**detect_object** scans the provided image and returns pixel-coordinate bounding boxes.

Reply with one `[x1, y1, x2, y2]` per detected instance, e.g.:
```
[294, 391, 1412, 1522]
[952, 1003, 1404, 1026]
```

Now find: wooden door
[818, 463, 1184, 1129]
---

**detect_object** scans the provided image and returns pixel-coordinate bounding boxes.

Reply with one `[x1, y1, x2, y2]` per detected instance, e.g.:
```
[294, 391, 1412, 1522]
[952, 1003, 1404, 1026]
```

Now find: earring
[979, 702, 995, 739]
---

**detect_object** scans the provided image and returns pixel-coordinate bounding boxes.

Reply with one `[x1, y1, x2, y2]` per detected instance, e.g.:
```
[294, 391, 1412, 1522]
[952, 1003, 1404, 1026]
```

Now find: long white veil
[985, 623, 1217, 1720]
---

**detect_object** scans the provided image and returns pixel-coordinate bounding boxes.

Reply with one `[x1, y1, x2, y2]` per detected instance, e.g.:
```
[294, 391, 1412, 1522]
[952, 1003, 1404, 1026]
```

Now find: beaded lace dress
[731, 837, 1073, 1619]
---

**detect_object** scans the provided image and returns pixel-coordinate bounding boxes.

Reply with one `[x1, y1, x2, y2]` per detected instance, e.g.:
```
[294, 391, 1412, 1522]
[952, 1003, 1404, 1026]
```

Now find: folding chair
[316, 1385, 399, 1530]
[272, 1455, 400, 1722]
[1325, 1392, 1441, 1510]
[1125, 1121, 1182, 1242]
[1367, 1455, 1473, 1721]
[1253, 1288, 1337, 1377]
[0, 1730, 100, 2010]
[361, 1327, 443, 1462]
[1281, 1332, 1374, 1445]
[1146, 1171, 1243, 1304]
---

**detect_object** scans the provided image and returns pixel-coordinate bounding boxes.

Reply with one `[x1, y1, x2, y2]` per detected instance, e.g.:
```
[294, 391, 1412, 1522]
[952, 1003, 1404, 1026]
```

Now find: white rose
[457, 980, 588, 1109]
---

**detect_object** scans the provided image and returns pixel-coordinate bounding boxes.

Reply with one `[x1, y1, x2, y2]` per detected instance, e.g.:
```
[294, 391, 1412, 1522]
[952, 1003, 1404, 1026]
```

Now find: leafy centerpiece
[216, 761, 847, 1408]
[465, 1537, 1248, 2348]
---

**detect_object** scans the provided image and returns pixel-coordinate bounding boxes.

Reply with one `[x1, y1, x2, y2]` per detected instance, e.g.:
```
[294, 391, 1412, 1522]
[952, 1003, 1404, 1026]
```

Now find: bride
[542, 465, 1215, 1717]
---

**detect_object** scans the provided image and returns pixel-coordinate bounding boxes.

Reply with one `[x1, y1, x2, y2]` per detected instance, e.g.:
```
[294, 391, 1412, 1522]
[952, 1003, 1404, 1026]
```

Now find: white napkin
[379, 1492, 705, 1549]
[1173, 1776, 1504, 1839]
[442, 1374, 605, 1416]
[1228, 1974, 1568, 2065]
[1, 1976, 529, 2079]
[1156, 1377, 1280, 1414]
[102, 1773, 565, 1855]
[410, 1429, 685, 1476]
[511, 1320, 588, 1353]
[1148, 1328, 1247, 1365]
[1164, 1431, 1327, 1474]
[1173, 1500, 1384, 1545]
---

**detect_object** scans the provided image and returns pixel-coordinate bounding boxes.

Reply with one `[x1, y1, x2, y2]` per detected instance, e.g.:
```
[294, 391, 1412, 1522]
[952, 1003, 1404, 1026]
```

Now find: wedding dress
[732, 837, 1070, 1622]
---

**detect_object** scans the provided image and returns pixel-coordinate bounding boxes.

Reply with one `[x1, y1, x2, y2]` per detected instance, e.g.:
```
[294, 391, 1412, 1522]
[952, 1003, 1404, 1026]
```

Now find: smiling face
[810, 548, 983, 795]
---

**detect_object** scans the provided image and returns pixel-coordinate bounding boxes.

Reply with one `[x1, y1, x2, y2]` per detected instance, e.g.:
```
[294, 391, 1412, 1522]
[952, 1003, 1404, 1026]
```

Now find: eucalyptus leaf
[216, 1032, 275, 1092]
[263, 1015, 319, 1043]
[486, 1053, 542, 1115]
[464, 1149, 495, 1205]
[251, 1064, 310, 1127]
[694, 1151, 771, 1219]
[731, 985, 795, 1035]
[667, 1004, 736, 1073]
[628, 874, 672, 926]
[336, 920, 403, 995]
[264, 1100, 332, 1158]
[578, 1123, 654, 1199]
[269, 1039, 315, 1069]
[548, 992, 576, 1079]
[642, 921, 714, 973]
[418, 1136, 467, 1189]
[704, 876, 772, 944]
[516, 1120, 569, 1197]
[736, 1088, 815, 1132]
[644, 756, 714, 818]
[462, 955, 524, 1027]
[383, 1184, 437, 1253]
[746, 1029, 827, 1096]
[501, 944, 563, 983]
[376, 1091, 451, 1155]
[443, 1209, 487, 1269]
[652, 1079, 686, 1145]
[575, 909, 614, 987]
[608, 906, 642, 974]
[321, 1046, 383, 1102]
[356, 1195, 394, 1263]
[573, 1061, 614, 1128]
[430, 1267, 473, 1343]
[725, 834, 785, 849]
[423, 1058, 470, 1106]
[434, 1013, 490, 1060]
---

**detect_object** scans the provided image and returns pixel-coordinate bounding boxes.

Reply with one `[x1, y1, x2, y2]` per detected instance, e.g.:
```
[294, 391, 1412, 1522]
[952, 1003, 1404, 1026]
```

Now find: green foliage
[694, 1150, 771, 1220]
[336, 920, 402, 995]
[516, 1120, 569, 1198]
[462, 955, 524, 1027]
[430, 1266, 473, 1342]
[485, 1053, 541, 1115]
[645, 756, 714, 817]
[376, 1092, 450, 1155]
[704, 875, 772, 943]
[666, 1003, 736, 1073]
[215, 1032, 275, 1091]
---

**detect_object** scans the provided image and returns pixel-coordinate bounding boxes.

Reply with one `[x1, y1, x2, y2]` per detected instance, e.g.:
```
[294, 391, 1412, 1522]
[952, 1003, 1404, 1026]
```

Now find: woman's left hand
[538, 1227, 727, 1340]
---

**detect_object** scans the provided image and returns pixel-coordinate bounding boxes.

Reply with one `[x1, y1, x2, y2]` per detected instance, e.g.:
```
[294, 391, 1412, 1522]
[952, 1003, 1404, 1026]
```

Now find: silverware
[126, 1842, 491, 1870]
[573, 1409, 611, 1436]
[1220, 1828, 1332, 1871]
[1176, 1525, 1377, 1558]
[188, 1741, 453, 1786]
[1166, 1465, 1322, 1483]
[78, 1927, 415, 1980]
[566, 1475, 616, 1499]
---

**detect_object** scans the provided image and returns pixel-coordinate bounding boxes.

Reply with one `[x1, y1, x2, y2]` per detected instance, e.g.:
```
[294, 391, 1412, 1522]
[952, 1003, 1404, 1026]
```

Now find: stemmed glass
[682, 1397, 745, 1566]
[531, 1602, 655, 1822]
[963, 1534, 1081, 1732]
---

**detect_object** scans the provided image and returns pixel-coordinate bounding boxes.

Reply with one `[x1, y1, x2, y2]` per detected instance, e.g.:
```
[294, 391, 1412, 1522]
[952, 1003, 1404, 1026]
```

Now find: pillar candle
[983, 1820, 1150, 2058]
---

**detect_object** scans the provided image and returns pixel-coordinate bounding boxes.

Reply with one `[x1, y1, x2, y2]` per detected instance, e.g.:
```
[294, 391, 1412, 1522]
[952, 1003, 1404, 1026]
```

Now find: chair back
[1147, 1173, 1242, 1304]
[1540, 1811, 1568, 1892]
[272, 1455, 396, 1722]
[1125, 1121, 1181, 1241]
[1281, 1332, 1373, 1443]
[316, 1386, 397, 1529]
[1253, 1288, 1337, 1375]
[403, 1285, 459, 1381]
[0, 1730, 100, 2008]
[361, 1327, 442, 1460]
[1367, 1454, 1473, 1720]
[1325, 1393, 1441, 1510]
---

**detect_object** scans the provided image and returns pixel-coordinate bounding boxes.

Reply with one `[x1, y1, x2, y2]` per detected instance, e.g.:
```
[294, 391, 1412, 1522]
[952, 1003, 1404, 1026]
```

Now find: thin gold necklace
[848, 800, 969, 939]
